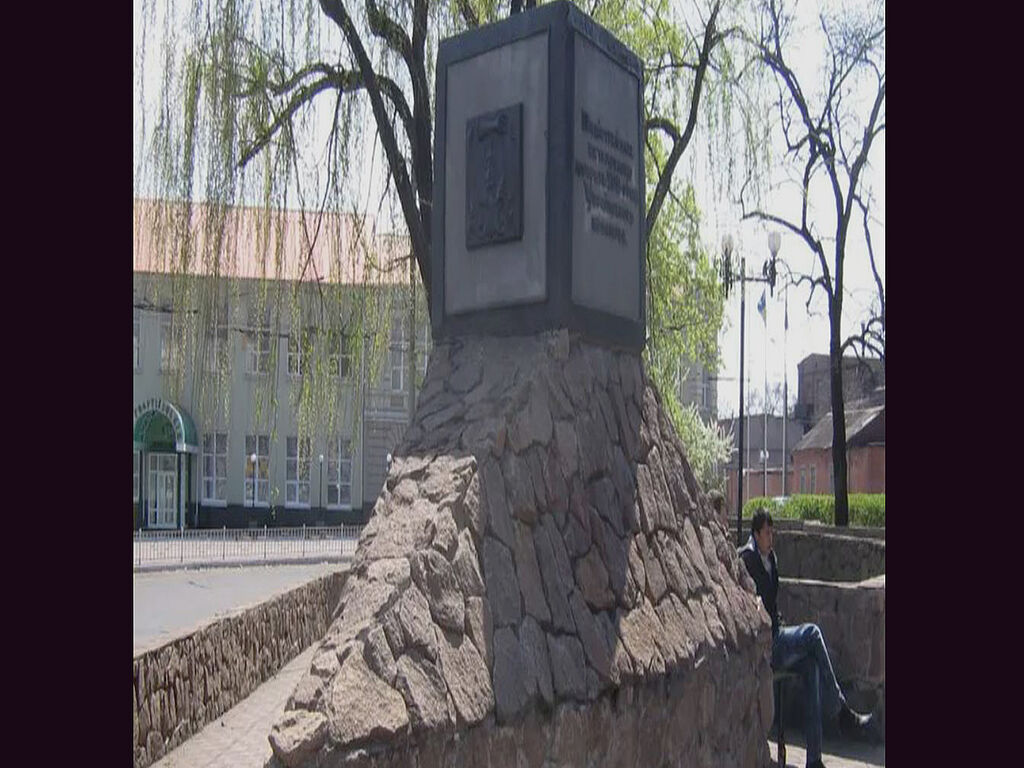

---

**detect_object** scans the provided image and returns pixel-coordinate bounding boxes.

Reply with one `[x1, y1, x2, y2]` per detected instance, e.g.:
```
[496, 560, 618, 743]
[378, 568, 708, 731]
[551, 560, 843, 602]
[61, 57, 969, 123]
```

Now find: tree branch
[364, 0, 413, 70]
[645, 0, 721, 238]
[456, 0, 478, 28]
[318, 0, 430, 298]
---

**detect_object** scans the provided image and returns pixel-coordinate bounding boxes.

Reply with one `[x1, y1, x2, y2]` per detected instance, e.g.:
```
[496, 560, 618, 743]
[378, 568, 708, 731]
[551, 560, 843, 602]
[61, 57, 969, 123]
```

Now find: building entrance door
[147, 453, 178, 528]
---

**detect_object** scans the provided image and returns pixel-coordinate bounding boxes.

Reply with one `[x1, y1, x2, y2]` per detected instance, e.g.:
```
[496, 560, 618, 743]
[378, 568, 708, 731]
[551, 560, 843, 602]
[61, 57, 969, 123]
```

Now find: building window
[202, 433, 228, 503]
[286, 436, 312, 507]
[244, 434, 270, 505]
[387, 315, 405, 393]
[133, 309, 141, 371]
[134, 450, 140, 502]
[328, 329, 352, 379]
[205, 319, 229, 372]
[417, 322, 431, 381]
[288, 328, 313, 377]
[799, 468, 806, 494]
[809, 465, 816, 493]
[246, 324, 272, 375]
[327, 437, 353, 508]
[160, 316, 177, 371]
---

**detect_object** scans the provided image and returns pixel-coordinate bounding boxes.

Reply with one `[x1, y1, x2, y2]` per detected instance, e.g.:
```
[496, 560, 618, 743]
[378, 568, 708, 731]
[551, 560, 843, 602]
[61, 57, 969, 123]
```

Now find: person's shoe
[838, 702, 875, 736]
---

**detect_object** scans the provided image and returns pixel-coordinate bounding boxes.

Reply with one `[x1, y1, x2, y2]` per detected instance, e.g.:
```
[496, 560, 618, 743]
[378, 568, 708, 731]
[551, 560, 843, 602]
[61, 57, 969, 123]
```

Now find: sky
[134, 0, 884, 422]
[698, 0, 885, 419]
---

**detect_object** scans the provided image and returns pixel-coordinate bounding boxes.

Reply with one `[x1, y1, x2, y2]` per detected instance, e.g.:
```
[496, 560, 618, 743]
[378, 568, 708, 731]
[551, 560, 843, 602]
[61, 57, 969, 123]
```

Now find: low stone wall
[779, 575, 885, 735]
[773, 531, 885, 582]
[731, 522, 885, 582]
[132, 570, 347, 768]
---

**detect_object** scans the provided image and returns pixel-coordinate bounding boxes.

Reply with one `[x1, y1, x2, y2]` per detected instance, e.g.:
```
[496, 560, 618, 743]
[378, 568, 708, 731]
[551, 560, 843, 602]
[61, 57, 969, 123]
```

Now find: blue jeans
[773, 624, 846, 765]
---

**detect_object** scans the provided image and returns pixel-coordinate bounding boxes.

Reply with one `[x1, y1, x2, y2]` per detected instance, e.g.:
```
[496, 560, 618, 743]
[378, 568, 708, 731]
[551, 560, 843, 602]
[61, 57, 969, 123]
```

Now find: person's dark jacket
[739, 534, 780, 637]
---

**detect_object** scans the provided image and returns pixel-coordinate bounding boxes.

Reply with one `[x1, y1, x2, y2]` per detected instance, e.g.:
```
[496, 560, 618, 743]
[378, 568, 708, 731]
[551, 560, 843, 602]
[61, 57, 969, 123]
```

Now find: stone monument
[431, 0, 645, 350]
[267, 5, 774, 767]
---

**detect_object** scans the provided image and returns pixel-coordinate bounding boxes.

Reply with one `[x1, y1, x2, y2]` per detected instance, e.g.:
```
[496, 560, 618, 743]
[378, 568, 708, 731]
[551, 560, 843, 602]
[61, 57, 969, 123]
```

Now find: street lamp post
[719, 232, 781, 545]
[250, 452, 257, 508]
[319, 454, 325, 510]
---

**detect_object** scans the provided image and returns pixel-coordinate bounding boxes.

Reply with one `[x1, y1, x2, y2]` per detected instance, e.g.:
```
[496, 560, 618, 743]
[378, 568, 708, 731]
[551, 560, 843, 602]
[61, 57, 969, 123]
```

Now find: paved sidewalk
[769, 734, 885, 767]
[151, 641, 318, 768]
[133, 562, 347, 656]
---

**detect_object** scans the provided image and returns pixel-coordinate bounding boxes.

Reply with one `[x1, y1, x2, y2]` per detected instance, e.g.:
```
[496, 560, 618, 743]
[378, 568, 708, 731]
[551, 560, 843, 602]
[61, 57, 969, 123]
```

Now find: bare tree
[741, 0, 884, 525]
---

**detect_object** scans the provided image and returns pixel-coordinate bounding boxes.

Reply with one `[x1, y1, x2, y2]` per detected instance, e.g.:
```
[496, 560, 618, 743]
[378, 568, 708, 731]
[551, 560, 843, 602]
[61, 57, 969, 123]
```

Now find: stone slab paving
[769, 734, 885, 767]
[150, 641, 318, 768]
[133, 562, 348, 656]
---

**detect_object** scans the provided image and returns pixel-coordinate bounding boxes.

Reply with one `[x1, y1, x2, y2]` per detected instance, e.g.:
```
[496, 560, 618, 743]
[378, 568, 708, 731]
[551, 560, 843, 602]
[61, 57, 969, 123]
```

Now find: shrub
[742, 496, 790, 519]
[742, 494, 885, 527]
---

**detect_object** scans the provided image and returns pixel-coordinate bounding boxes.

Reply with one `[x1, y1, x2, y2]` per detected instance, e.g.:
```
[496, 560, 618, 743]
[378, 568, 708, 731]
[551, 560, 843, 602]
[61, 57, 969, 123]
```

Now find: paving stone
[410, 549, 465, 635]
[532, 521, 575, 634]
[436, 628, 494, 727]
[394, 650, 453, 732]
[545, 633, 586, 701]
[325, 648, 409, 747]
[481, 536, 522, 628]
[514, 522, 552, 626]
[491, 627, 531, 724]
[519, 615, 555, 708]
[574, 548, 614, 611]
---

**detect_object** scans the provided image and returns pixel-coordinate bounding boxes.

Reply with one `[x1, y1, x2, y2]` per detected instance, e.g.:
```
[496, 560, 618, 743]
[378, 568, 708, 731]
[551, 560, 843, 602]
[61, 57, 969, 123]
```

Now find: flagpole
[764, 298, 768, 498]
[782, 284, 788, 497]
[737, 255, 746, 545]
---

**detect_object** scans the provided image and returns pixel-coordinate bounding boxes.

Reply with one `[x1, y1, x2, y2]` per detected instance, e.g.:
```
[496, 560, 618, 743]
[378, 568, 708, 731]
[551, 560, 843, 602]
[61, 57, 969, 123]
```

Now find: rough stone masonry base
[268, 331, 774, 767]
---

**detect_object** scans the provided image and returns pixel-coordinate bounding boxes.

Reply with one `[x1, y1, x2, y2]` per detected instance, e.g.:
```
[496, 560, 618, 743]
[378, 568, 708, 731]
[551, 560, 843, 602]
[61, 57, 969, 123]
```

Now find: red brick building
[791, 401, 885, 494]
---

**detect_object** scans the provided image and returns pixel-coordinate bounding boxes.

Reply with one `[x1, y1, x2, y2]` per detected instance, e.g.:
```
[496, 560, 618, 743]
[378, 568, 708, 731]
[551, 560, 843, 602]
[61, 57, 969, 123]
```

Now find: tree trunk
[829, 311, 849, 527]
[408, 255, 418, 422]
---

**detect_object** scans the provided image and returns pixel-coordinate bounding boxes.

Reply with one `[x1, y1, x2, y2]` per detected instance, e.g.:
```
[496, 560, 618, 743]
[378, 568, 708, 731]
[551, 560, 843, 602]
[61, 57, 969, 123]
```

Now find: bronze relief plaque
[465, 103, 524, 250]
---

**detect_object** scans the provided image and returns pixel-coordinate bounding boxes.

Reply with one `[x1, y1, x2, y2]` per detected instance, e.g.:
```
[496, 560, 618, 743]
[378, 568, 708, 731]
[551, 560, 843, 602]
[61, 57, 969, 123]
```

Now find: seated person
[739, 508, 875, 768]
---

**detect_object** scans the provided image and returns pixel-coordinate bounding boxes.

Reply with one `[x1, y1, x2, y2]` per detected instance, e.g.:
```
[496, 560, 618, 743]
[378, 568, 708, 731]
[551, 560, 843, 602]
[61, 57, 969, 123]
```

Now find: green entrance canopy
[133, 398, 200, 454]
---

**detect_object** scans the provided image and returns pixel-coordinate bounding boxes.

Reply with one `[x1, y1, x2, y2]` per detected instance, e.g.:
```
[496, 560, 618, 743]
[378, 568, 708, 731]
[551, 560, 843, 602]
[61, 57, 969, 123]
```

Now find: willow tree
[134, 0, 756, 492]
[739, 0, 885, 525]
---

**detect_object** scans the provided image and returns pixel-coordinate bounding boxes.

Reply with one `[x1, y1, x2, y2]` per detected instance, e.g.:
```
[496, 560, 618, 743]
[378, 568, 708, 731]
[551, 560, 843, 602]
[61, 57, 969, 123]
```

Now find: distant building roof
[133, 198, 411, 286]
[793, 404, 885, 452]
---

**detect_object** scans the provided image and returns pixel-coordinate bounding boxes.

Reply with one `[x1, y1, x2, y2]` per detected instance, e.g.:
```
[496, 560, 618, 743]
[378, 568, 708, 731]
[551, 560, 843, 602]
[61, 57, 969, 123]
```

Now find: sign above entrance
[133, 398, 200, 454]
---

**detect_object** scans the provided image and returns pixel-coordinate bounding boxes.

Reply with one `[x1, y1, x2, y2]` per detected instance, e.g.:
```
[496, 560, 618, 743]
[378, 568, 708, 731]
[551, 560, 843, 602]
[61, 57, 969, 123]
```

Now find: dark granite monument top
[432, 1, 646, 351]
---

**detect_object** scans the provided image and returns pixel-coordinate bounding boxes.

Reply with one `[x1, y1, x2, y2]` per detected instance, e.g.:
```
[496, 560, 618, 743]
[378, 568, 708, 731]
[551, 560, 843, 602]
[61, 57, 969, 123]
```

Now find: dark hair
[751, 507, 773, 536]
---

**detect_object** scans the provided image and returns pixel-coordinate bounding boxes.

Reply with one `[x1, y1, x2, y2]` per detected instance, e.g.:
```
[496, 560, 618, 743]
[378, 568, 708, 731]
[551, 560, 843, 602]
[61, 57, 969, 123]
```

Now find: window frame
[246, 324, 272, 376]
[201, 432, 229, 505]
[287, 327, 314, 378]
[244, 434, 271, 507]
[387, 316, 405, 393]
[285, 436, 312, 508]
[326, 436, 353, 510]
[809, 465, 816, 493]
[205, 317, 230, 373]
[328, 329, 353, 379]
[159, 315, 178, 372]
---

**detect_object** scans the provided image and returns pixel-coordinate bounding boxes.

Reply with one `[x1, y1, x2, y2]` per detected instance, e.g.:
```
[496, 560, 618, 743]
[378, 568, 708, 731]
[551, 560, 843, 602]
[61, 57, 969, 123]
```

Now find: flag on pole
[757, 290, 766, 323]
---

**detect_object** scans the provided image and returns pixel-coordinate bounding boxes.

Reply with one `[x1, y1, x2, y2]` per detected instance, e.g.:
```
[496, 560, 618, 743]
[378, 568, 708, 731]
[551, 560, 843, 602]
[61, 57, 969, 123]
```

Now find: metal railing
[133, 524, 363, 568]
